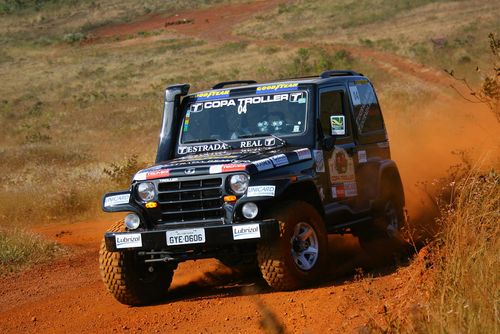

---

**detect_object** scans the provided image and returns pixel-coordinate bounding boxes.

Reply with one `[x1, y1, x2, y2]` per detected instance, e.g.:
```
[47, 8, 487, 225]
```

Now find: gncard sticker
[247, 185, 276, 197]
[357, 150, 367, 163]
[313, 150, 325, 173]
[232, 224, 261, 240]
[104, 194, 130, 207]
[115, 234, 142, 249]
[253, 158, 274, 171]
[330, 115, 346, 135]
[349, 86, 361, 105]
[270, 154, 288, 167]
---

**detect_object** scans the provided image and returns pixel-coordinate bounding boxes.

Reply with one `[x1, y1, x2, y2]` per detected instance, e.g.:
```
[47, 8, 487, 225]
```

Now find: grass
[0, 228, 61, 275]
[412, 167, 500, 333]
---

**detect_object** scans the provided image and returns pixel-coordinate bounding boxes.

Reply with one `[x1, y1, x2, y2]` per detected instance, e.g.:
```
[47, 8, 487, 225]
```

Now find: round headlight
[229, 174, 249, 195]
[124, 213, 141, 230]
[137, 182, 155, 201]
[242, 202, 258, 219]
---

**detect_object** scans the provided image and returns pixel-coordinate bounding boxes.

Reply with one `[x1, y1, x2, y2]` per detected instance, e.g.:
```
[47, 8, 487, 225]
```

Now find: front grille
[157, 177, 224, 224]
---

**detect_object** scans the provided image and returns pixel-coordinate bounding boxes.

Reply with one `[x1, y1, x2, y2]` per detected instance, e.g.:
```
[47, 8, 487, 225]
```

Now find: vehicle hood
[133, 147, 313, 181]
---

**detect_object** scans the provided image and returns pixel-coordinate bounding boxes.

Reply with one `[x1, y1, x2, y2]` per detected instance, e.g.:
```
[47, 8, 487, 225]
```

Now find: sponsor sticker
[295, 148, 312, 160]
[247, 185, 276, 197]
[194, 90, 230, 101]
[209, 164, 247, 174]
[146, 169, 170, 180]
[166, 228, 206, 246]
[313, 150, 325, 173]
[357, 150, 367, 163]
[330, 115, 346, 135]
[232, 224, 261, 240]
[349, 86, 361, 105]
[270, 154, 288, 167]
[252, 158, 273, 171]
[115, 234, 142, 249]
[344, 181, 358, 197]
[104, 194, 130, 207]
[256, 82, 299, 94]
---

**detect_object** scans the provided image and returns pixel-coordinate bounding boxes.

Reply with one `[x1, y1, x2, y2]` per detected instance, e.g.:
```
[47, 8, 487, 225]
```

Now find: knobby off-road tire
[257, 201, 328, 291]
[99, 221, 175, 306]
[358, 185, 407, 252]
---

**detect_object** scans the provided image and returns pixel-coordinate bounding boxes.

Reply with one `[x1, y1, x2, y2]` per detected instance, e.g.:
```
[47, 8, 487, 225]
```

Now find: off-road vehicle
[99, 70, 406, 305]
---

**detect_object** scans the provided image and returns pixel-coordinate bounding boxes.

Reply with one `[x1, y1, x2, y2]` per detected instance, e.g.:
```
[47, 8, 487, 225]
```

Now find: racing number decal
[328, 147, 358, 199]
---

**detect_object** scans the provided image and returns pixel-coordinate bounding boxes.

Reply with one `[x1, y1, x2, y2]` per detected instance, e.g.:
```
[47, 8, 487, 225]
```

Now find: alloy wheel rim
[290, 222, 319, 271]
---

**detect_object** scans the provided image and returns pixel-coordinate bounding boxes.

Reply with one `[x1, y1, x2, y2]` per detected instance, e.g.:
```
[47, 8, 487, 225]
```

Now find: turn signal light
[224, 195, 237, 203]
[145, 202, 158, 208]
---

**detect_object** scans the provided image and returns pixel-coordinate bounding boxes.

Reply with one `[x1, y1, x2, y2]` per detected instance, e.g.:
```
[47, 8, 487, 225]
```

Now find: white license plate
[166, 228, 206, 246]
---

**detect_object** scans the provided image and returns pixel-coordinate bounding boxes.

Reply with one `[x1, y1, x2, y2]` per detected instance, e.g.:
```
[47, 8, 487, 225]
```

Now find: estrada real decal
[178, 143, 230, 154]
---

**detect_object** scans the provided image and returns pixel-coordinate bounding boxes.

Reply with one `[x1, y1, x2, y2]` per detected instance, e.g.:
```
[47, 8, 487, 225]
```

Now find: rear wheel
[257, 201, 327, 291]
[358, 186, 407, 252]
[99, 221, 175, 306]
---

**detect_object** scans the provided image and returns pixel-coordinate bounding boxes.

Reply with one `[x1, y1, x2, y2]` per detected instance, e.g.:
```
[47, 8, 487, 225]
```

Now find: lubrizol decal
[247, 185, 276, 197]
[294, 148, 312, 160]
[104, 194, 130, 207]
[256, 82, 298, 94]
[252, 158, 274, 171]
[270, 154, 288, 167]
[232, 224, 261, 240]
[115, 234, 142, 249]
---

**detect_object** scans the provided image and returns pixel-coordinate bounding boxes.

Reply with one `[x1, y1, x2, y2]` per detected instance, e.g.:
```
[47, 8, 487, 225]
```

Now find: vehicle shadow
[160, 234, 417, 305]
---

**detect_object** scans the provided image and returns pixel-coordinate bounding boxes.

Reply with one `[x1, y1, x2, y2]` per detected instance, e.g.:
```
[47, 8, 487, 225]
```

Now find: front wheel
[257, 201, 328, 291]
[99, 222, 175, 306]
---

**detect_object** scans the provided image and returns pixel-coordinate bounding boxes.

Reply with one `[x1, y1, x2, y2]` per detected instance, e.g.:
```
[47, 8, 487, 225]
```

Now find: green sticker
[330, 115, 345, 135]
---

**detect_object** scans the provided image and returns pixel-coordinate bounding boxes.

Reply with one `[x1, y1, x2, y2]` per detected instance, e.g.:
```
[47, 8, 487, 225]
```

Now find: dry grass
[411, 167, 500, 333]
[0, 228, 62, 275]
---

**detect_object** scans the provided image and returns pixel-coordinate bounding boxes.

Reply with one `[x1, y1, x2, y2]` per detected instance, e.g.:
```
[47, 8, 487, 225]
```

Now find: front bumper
[104, 219, 279, 252]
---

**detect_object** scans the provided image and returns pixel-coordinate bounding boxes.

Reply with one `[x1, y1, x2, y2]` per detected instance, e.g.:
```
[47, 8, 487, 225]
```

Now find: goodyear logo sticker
[256, 82, 299, 94]
[194, 90, 230, 101]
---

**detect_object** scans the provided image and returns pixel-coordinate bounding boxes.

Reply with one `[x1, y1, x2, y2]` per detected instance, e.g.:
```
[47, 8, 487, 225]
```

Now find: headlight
[229, 174, 249, 195]
[124, 213, 141, 230]
[242, 202, 258, 219]
[137, 182, 155, 201]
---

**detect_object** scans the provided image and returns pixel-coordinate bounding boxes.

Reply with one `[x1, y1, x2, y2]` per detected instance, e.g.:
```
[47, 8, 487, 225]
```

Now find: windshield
[180, 91, 308, 144]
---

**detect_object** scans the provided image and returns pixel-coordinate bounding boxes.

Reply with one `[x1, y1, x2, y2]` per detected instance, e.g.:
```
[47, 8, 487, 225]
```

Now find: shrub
[0, 228, 61, 275]
[103, 154, 146, 188]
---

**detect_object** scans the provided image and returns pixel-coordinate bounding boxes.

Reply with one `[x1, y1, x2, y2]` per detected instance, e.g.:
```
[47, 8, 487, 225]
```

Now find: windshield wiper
[238, 133, 287, 147]
[184, 138, 233, 149]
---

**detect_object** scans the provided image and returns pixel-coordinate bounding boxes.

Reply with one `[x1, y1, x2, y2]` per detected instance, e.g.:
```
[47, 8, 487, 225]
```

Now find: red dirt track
[2, 1, 499, 333]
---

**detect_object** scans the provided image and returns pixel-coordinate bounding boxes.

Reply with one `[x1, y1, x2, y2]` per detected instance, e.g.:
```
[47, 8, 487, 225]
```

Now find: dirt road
[0, 218, 423, 333]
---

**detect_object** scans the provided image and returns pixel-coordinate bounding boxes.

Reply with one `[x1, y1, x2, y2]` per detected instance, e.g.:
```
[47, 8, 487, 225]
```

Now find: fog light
[242, 202, 258, 219]
[124, 213, 141, 230]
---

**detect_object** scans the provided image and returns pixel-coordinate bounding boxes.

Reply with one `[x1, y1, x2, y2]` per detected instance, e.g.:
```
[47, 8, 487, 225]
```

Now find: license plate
[166, 228, 206, 246]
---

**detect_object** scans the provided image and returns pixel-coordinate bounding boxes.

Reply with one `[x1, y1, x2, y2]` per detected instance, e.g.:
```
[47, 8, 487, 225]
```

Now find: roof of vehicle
[189, 70, 368, 98]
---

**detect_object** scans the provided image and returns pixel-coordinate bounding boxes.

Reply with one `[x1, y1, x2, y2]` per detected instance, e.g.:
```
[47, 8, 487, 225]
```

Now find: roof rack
[212, 80, 257, 89]
[320, 70, 362, 78]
